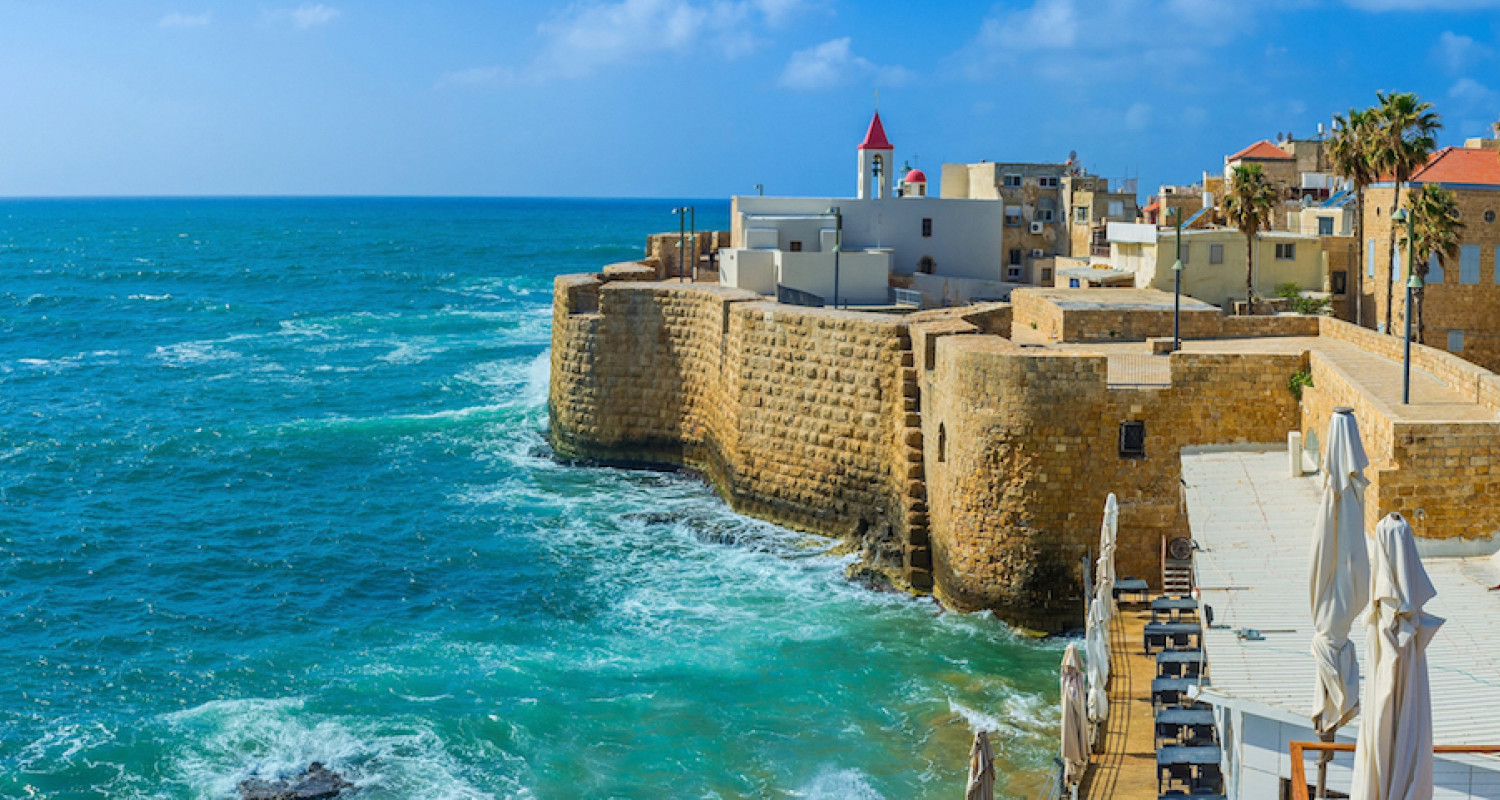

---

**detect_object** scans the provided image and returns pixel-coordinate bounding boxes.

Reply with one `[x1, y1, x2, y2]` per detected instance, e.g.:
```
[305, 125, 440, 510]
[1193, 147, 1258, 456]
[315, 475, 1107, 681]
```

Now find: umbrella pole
[1314, 716, 1333, 799]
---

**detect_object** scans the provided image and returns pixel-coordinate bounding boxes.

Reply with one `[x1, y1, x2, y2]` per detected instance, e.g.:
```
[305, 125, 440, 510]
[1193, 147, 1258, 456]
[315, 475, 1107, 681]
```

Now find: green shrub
[1275, 282, 1302, 300]
[1288, 368, 1314, 401]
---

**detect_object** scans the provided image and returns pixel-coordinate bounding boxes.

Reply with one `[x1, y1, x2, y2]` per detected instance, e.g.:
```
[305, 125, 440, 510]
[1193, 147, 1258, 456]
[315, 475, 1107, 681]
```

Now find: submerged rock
[238, 762, 354, 800]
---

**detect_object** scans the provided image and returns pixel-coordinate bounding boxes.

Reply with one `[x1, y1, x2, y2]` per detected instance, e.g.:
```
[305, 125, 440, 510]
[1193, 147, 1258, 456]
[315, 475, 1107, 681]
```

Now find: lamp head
[1408, 273, 1423, 289]
[1391, 208, 1409, 223]
[1172, 259, 1184, 273]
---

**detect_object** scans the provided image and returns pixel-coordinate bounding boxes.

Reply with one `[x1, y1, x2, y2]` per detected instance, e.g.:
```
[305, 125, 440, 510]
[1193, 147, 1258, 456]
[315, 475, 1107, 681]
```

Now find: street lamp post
[671, 207, 686, 282]
[1172, 207, 1184, 352]
[688, 206, 696, 282]
[828, 206, 842, 309]
[1393, 207, 1419, 404]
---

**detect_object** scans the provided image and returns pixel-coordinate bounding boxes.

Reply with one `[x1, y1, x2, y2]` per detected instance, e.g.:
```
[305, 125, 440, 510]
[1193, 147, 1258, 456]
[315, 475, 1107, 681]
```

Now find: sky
[1, 0, 1498, 199]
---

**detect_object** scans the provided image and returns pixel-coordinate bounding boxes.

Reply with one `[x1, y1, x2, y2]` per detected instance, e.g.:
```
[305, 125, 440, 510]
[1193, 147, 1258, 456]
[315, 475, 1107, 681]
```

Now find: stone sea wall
[552, 276, 1500, 630]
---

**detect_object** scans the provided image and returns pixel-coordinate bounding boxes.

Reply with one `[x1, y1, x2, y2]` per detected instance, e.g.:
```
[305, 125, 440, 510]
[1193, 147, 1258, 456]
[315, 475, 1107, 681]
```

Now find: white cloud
[1124, 102, 1152, 132]
[268, 3, 340, 29]
[1432, 31, 1489, 72]
[953, 0, 1249, 84]
[778, 37, 911, 91]
[1449, 77, 1498, 107]
[1343, 0, 1500, 9]
[443, 0, 811, 87]
[158, 12, 210, 27]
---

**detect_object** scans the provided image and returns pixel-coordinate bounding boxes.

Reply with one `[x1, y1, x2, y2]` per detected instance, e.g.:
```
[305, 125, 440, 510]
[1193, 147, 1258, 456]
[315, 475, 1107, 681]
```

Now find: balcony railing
[1287, 741, 1500, 800]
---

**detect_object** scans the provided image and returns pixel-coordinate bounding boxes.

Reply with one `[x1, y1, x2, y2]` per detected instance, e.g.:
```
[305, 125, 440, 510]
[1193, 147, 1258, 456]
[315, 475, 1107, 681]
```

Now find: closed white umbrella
[1309, 408, 1371, 797]
[1096, 493, 1119, 621]
[1060, 643, 1090, 789]
[964, 729, 995, 800]
[1085, 593, 1110, 724]
[1351, 512, 1444, 800]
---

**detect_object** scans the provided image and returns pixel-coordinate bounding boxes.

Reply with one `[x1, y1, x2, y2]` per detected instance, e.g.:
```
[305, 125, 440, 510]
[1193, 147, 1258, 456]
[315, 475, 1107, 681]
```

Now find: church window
[922, 218, 932, 237]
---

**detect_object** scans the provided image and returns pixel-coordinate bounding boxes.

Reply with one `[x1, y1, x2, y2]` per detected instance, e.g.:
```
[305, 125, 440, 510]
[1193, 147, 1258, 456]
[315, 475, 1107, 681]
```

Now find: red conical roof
[858, 112, 892, 150]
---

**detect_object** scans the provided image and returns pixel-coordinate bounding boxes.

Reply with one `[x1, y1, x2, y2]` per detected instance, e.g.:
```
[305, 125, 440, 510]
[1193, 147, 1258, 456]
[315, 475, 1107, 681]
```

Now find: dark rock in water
[619, 510, 685, 526]
[238, 763, 354, 800]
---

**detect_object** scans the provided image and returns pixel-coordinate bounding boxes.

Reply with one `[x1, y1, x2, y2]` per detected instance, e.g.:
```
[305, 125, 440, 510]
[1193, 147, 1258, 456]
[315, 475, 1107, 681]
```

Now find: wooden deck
[1078, 600, 1166, 800]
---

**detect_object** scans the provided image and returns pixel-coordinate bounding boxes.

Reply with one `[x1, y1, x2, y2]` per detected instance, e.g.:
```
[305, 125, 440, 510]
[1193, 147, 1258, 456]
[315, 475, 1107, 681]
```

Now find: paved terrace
[1021, 337, 1498, 423]
[1185, 448, 1500, 798]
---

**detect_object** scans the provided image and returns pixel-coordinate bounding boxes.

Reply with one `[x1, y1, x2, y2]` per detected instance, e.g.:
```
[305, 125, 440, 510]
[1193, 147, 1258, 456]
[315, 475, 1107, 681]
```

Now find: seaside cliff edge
[550, 272, 1500, 632]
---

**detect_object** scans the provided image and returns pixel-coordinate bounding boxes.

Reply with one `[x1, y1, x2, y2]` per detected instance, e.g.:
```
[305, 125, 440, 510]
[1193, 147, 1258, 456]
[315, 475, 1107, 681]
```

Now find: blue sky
[1, 1, 1498, 198]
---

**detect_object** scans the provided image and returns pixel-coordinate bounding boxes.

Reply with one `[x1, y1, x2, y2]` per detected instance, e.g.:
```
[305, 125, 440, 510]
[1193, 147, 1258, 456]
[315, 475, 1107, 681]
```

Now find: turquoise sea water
[0, 198, 1061, 799]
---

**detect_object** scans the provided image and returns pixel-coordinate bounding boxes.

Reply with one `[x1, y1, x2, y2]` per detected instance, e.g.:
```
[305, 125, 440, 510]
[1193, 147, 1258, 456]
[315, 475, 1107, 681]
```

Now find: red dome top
[904, 169, 927, 184]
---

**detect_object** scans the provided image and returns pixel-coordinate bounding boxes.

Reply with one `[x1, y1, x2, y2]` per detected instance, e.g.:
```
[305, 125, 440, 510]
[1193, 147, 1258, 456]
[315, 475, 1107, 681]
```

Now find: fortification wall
[550, 275, 926, 585]
[921, 339, 1304, 629]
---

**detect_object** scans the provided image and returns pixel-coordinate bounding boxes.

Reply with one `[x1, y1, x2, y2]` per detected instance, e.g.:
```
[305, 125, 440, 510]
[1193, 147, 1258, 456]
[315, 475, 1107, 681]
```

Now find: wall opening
[937, 423, 946, 463]
[1119, 421, 1146, 458]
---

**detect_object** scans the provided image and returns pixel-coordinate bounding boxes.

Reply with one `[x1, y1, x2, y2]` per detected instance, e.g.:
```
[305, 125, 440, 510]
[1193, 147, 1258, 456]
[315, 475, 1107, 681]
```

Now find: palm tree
[1328, 108, 1377, 326]
[1371, 91, 1440, 334]
[1223, 163, 1277, 312]
[1401, 184, 1463, 345]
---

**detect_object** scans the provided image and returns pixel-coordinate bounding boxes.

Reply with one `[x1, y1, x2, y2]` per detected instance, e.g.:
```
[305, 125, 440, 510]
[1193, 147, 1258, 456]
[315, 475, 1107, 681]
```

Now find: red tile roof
[858, 112, 892, 151]
[1227, 140, 1293, 162]
[1410, 146, 1500, 187]
[1143, 200, 1161, 213]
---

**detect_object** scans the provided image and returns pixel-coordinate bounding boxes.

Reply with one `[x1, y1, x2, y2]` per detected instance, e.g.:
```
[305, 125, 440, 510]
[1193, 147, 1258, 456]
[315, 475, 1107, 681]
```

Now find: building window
[789, 241, 802, 252]
[937, 423, 946, 463]
[1074, 206, 1089, 223]
[1108, 200, 1124, 218]
[1210, 244, 1224, 264]
[1007, 266, 1023, 281]
[1428, 253, 1443, 284]
[1005, 209, 1022, 226]
[1003, 174, 1022, 188]
[1119, 421, 1146, 458]
[1449, 330, 1465, 353]
[1009, 248, 1022, 266]
[1460, 244, 1480, 284]
[1318, 216, 1334, 235]
[1367, 239, 1376, 277]
[1331, 270, 1347, 295]
[1036, 209, 1056, 223]
[1485, 210, 1496, 223]
[1275, 242, 1296, 260]
[918, 255, 935, 274]
[922, 218, 933, 237]
[1041, 268, 1053, 283]
[1038, 176, 1060, 188]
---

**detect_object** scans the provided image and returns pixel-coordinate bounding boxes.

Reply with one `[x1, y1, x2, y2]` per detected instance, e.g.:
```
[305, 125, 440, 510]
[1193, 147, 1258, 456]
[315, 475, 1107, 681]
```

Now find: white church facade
[718, 112, 1011, 307]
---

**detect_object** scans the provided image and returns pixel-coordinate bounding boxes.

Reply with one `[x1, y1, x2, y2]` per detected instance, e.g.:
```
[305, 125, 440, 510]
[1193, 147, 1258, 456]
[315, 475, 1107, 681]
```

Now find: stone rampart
[921, 338, 1304, 629]
[553, 276, 1500, 631]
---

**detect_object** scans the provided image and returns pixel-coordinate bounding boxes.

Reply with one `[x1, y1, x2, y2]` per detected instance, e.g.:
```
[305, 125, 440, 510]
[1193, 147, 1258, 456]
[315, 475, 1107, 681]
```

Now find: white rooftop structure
[1183, 447, 1500, 799]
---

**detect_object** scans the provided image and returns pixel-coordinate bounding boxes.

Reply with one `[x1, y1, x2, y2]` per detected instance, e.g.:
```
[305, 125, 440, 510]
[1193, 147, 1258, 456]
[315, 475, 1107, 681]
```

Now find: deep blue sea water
[0, 198, 1061, 799]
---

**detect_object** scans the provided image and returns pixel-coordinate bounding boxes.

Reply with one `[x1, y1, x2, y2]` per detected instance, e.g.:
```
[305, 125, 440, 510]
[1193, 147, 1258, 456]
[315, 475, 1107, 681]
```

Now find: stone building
[1106, 222, 1327, 308]
[1360, 138, 1500, 371]
[1062, 174, 1140, 260]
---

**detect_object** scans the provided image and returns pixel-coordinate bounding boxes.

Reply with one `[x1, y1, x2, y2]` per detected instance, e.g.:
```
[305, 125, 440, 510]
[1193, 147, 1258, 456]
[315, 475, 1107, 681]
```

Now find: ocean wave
[794, 767, 886, 800]
[161, 697, 513, 800]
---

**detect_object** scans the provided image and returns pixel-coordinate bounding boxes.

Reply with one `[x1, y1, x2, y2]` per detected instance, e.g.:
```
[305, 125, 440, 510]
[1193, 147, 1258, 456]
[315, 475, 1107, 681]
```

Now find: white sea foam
[153, 341, 242, 366]
[162, 697, 513, 800]
[793, 767, 886, 800]
[128, 293, 171, 301]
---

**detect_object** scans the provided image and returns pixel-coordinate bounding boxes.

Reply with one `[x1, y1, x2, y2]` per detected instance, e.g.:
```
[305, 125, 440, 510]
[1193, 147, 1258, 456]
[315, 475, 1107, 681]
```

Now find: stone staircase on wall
[896, 332, 935, 592]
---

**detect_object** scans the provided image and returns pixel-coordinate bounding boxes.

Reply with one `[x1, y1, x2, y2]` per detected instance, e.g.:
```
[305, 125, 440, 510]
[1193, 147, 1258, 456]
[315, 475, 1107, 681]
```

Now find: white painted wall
[718, 248, 776, 295]
[732, 195, 1008, 282]
[774, 250, 890, 305]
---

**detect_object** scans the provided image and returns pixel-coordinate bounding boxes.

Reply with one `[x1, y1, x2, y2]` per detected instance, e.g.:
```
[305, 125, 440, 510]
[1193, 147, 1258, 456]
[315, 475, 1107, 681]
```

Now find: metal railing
[1287, 742, 1500, 800]
[1032, 757, 1066, 800]
[891, 287, 921, 308]
[775, 284, 824, 308]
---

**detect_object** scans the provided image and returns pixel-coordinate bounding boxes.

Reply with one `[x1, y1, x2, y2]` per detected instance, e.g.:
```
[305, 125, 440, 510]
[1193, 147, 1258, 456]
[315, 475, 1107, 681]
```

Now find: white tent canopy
[1309, 407, 1371, 734]
[1085, 593, 1110, 724]
[1351, 512, 1444, 800]
[1061, 643, 1090, 789]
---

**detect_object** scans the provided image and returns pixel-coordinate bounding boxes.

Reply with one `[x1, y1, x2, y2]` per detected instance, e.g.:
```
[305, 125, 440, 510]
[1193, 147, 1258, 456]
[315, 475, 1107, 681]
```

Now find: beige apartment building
[1361, 135, 1500, 371]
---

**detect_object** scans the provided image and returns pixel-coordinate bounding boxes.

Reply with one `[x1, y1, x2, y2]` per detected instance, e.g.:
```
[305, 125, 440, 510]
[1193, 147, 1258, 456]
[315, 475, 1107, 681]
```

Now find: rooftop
[1185, 447, 1500, 748]
[858, 111, 892, 151]
[1227, 140, 1294, 162]
[1411, 146, 1500, 187]
[1019, 288, 1220, 314]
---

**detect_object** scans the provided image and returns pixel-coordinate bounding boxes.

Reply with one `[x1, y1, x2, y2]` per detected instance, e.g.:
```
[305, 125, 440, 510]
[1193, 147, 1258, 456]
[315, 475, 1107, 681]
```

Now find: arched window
[918, 255, 936, 274]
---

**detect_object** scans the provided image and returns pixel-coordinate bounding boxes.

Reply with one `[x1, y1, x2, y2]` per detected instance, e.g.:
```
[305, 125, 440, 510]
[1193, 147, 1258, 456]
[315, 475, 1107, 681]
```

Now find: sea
[0, 198, 1062, 800]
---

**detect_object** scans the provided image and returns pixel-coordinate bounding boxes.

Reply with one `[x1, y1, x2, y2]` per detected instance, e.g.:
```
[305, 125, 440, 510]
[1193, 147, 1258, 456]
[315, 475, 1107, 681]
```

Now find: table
[1114, 578, 1150, 604]
[1145, 621, 1203, 654]
[1155, 708, 1216, 747]
[1157, 649, 1206, 679]
[1151, 677, 1202, 709]
[1151, 596, 1200, 624]
[1156, 745, 1223, 794]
